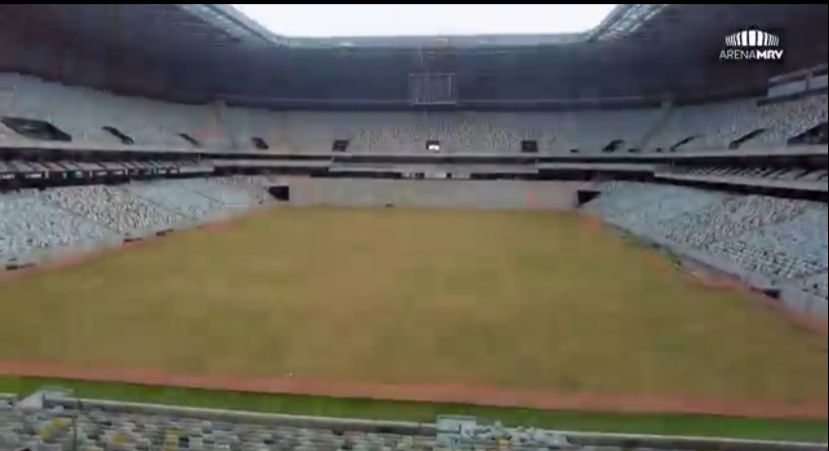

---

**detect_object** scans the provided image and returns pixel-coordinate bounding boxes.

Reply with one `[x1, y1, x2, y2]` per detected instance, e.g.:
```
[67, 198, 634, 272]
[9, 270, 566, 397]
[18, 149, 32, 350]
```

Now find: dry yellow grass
[1, 207, 826, 403]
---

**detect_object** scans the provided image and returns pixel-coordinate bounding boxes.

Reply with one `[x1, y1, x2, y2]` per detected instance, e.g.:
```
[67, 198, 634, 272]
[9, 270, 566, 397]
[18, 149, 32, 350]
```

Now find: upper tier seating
[2, 72, 826, 154]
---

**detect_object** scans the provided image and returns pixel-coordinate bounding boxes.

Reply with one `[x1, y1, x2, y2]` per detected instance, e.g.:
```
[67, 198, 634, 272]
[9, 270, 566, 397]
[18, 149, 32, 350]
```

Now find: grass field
[1, 207, 826, 407]
[1, 376, 826, 442]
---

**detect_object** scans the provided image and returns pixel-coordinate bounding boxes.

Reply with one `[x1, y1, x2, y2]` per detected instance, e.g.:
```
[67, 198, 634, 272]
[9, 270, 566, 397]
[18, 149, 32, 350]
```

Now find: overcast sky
[232, 4, 617, 37]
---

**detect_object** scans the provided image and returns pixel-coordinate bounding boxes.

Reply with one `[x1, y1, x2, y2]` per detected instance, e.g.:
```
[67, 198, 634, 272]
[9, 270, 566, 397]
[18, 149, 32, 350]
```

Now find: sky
[232, 4, 617, 38]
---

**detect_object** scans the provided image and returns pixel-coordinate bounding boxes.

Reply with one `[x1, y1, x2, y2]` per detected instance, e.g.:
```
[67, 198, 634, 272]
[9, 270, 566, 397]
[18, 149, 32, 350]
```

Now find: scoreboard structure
[409, 73, 457, 105]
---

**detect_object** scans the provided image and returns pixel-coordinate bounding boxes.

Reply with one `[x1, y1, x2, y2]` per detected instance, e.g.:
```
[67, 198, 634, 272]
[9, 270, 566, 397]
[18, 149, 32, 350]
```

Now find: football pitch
[1, 207, 826, 408]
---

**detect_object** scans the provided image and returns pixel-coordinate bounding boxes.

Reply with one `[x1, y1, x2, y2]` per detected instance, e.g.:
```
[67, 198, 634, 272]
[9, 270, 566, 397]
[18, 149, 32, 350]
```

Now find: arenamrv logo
[719, 29, 784, 61]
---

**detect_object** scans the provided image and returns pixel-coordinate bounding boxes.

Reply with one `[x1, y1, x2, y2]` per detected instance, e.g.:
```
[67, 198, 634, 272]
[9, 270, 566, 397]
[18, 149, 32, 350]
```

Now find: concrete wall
[278, 178, 584, 210]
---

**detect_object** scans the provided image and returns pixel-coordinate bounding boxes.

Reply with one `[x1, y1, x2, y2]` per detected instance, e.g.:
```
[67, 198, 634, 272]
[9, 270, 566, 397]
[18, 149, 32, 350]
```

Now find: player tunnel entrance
[267, 184, 290, 201]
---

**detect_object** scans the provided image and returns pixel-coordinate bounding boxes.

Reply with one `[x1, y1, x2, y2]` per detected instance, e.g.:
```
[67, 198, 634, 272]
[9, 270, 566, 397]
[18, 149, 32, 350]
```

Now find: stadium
[0, 3, 827, 450]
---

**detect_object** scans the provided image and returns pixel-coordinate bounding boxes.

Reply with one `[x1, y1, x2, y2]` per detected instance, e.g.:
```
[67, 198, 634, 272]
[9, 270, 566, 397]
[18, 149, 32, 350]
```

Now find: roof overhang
[588, 4, 669, 41]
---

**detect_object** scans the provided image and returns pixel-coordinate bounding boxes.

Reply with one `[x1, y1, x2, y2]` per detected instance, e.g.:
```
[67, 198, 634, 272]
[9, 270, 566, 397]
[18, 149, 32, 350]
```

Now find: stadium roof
[0, 4, 649, 53]
[2, 4, 820, 52]
[1, 4, 825, 105]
